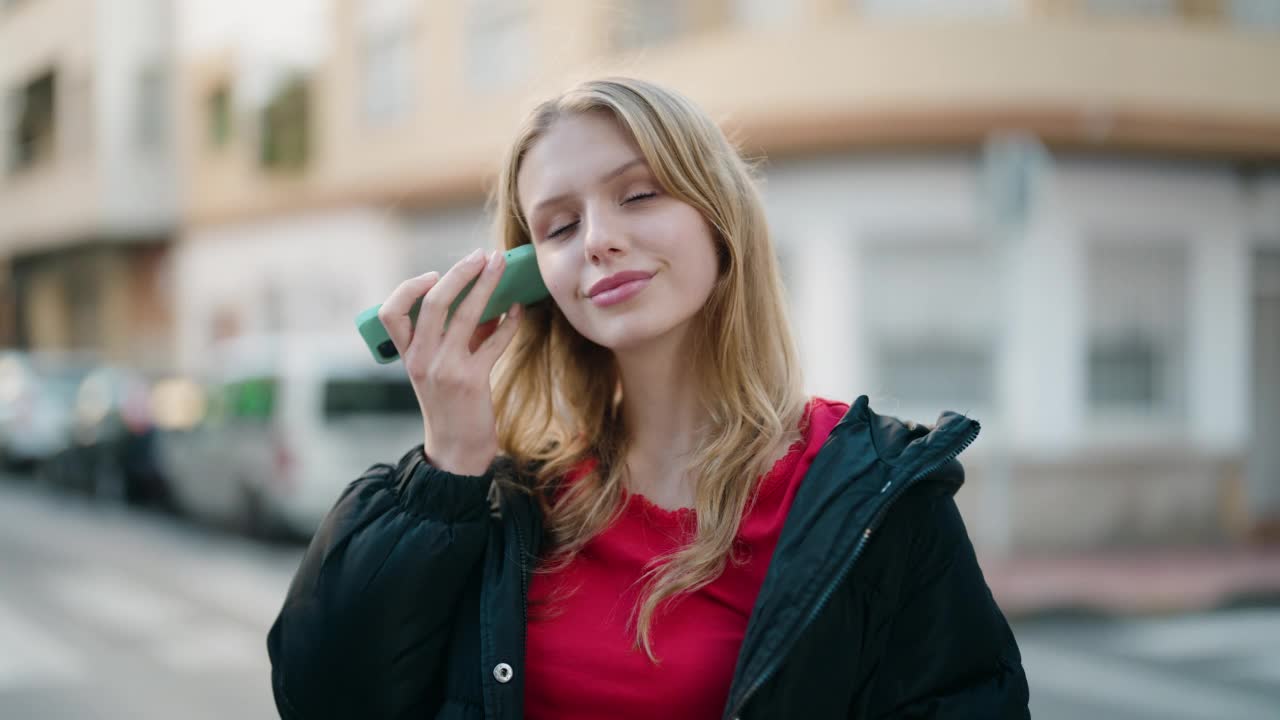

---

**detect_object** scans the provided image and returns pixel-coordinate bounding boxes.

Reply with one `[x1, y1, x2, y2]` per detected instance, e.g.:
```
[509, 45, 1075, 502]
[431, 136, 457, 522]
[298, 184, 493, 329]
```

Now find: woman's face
[517, 111, 720, 352]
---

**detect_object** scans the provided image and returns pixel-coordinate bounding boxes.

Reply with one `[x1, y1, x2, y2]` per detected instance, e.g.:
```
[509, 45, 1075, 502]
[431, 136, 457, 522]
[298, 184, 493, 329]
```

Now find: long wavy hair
[490, 77, 808, 662]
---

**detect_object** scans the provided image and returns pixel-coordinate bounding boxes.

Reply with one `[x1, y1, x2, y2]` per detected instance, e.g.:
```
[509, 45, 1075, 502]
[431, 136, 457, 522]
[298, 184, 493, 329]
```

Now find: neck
[614, 325, 707, 503]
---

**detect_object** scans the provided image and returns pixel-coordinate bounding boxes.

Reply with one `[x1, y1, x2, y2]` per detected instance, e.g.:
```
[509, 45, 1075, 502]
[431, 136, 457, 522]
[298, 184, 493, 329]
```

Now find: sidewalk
[981, 545, 1280, 618]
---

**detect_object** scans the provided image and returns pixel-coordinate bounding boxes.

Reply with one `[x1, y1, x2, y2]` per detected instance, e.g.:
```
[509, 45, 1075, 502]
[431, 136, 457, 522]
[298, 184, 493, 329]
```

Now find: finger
[475, 304, 523, 365]
[412, 248, 488, 351]
[377, 272, 440, 354]
[443, 249, 506, 349]
[468, 318, 500, 354]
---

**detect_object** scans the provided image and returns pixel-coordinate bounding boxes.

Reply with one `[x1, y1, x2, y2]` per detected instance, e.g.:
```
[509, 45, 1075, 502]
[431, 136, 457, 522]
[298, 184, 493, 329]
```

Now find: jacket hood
[855, 394, 975, 497]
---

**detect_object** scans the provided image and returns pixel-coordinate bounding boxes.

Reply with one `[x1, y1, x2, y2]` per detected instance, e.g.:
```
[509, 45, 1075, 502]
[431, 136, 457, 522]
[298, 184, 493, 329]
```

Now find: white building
[765, 152, 1280, 550]
[174, 0, 1280, 550]
[0, 0, 179, 364]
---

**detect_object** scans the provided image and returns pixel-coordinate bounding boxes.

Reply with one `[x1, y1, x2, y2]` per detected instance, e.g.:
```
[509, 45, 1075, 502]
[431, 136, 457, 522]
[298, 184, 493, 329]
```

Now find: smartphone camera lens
[377, 340, 398, 359]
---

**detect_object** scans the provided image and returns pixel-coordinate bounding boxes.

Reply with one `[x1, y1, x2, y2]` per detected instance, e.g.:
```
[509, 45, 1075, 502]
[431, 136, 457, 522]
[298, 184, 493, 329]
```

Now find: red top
[523, 397, 849, 720]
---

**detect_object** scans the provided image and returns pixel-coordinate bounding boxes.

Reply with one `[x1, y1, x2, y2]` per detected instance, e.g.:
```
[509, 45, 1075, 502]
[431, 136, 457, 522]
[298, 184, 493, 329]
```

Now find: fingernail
[509, 303, 522, 317]
[467, 249, 484, 264]
[488, 250, 503, 267]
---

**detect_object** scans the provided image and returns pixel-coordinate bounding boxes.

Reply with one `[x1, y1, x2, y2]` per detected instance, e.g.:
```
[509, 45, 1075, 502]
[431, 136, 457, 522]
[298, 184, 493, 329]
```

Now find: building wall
[169, 145, 1276, 549]
[762, 152, 1278, 549]
[1248, 249, 1280, 531]
[0, 0, 178, 250]
[0, 0, 101, 253]
[171, 207, 410, 375]
[94, 0, 179, 239]
[0, 0, 179, 362]
[168, 1, 1280, 549]
[180, 1, 1280, 226]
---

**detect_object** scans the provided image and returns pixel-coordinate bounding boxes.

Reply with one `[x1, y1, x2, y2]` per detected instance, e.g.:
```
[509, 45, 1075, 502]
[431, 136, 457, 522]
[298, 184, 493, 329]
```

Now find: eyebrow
[530, 157, 648, 216]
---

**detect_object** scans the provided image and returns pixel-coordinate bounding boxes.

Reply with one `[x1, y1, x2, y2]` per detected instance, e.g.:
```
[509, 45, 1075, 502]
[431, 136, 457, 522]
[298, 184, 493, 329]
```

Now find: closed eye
[547, 220, 578, 239]
[545, 191, 654, 239]
[624, 191, 657, 204]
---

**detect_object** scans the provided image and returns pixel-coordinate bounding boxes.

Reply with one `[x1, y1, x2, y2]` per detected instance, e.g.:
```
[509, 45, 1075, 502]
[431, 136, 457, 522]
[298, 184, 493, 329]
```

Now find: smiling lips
[587, 270, 654, 307]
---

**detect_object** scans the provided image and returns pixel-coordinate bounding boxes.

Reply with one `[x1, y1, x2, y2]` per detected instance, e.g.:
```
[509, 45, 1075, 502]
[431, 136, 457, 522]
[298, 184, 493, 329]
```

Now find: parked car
[0, 350, 97, 473]
[154, 334, 423, 539]
[40, 365, 173, 508]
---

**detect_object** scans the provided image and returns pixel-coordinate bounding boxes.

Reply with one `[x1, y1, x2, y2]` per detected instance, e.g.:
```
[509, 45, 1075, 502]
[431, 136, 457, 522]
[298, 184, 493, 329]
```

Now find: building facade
[0, 0, 178, 367]
[175, 0, 1280, 550]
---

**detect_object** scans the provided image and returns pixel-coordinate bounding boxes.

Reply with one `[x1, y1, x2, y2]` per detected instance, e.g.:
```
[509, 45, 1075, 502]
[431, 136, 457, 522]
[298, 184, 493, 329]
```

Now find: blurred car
[40, 365, 173, 508]
[0, 350, 98, 472]
[154, 333, 423, 539]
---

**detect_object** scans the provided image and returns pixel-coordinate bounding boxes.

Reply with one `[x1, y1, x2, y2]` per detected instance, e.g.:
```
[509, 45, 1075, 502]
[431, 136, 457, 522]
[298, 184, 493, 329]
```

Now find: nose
[581, 204, 628, 264]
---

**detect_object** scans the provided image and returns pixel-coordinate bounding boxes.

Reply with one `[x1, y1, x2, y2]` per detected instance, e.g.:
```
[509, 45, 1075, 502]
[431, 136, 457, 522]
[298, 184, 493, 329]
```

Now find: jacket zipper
[724, 422, 981, 720]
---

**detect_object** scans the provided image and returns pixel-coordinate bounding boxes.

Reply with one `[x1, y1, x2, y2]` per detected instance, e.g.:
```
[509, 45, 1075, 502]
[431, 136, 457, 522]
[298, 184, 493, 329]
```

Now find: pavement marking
[175, 560, 291, 629]
[1226, 649, 1280, 687]
[42, 567, 277, 675]
[0, 597, 84, 690]
[148, 621, 268, 672]
[1113, 608, 1280, 662]
[1022, 637, 1280, 720]
[46, 570, 194, 639]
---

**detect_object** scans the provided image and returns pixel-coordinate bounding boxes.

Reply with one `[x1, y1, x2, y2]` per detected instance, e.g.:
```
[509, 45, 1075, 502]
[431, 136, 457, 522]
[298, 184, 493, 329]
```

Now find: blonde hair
[490, 77, 807, 661]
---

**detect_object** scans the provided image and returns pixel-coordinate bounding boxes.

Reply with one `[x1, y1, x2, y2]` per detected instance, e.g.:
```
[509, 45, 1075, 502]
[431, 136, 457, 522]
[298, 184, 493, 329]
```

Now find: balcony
[180, 0, 1280, 223]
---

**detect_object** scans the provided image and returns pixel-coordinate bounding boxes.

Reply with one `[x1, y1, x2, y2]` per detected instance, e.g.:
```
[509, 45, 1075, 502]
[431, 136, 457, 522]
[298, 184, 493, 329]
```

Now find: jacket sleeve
[266, 445, 497, 720]
[865, 491, 1031, 719]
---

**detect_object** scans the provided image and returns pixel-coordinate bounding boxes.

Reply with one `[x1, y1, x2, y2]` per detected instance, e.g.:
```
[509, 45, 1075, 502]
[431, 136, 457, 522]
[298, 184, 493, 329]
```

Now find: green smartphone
[355, 243, 549, 364]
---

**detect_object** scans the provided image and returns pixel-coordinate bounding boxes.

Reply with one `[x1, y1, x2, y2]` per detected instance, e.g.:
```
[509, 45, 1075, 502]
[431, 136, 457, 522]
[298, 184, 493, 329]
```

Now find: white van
[156, 334, 423, 539]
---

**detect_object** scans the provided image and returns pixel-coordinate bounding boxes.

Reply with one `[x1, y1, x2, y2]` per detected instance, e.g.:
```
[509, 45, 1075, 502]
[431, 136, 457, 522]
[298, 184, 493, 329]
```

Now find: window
[1085, 242, 1187, 418]
[856, 0, 1016, 18]
[199, 383, 229, 428]
[137, 62, 167, 149]
[1230, 0, 1280, 29]
[734, 0, 796, 27]
[466, 0, 531, 92]
[878, 341, 994, 410]
[359, 0, 415, 124]
[207, 84, 232, 148]
[861, 238, 999, 412]
[7, 69, 57, 174]
[62, 68, 92, 159]
[258, 76, 310, 171]
[1079, 0, 1178, 17]
[1089, 337, 1163, 409]
[323, 377, 418, 420]
[226, 378, 277, 422]
[614, 0, 681, 50]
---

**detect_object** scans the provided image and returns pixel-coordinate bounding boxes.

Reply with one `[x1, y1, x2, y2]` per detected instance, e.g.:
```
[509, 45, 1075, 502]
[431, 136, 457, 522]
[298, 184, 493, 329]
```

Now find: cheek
[678, 219, 721, 288]
[663, 207, 717, 261]
[540, 253, 580, 306]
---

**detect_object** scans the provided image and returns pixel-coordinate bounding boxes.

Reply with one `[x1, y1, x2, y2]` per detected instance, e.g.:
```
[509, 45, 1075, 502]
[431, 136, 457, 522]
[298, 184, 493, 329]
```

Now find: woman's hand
[377, 248, 523, 475]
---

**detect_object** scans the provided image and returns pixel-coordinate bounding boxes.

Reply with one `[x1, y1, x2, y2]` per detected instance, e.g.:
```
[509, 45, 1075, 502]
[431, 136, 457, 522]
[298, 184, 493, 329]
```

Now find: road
[1020, 609, 1280, 719]
[0, 478, 294, 720]
[1, 478, 1278, 719]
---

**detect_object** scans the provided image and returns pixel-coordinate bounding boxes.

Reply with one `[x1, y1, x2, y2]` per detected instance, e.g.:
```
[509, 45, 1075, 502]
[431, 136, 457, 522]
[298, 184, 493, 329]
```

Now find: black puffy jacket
[267, 395, 1030, 719]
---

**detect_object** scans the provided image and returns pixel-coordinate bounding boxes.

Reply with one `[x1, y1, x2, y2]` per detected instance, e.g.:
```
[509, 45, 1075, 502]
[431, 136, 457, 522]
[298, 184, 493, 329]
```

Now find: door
[1248, 248, 1280, 524]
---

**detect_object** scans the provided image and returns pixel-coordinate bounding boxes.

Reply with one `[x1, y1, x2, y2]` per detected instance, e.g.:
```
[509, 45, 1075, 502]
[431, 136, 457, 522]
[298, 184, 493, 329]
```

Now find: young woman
[267, 77, 1029, 720]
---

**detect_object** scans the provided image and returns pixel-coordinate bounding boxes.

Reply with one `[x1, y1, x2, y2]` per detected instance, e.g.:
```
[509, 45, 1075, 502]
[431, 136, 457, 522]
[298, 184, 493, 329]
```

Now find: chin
[580, 312, 690, 352]
[581, 324, 652, 352]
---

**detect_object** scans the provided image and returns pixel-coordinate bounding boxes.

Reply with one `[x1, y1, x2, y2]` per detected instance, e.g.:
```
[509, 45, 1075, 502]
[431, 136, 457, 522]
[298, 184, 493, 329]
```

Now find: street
[0, 478, 293, 720]
[1019, 610, 1280, 719]
[1, 478, 1278, 720]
